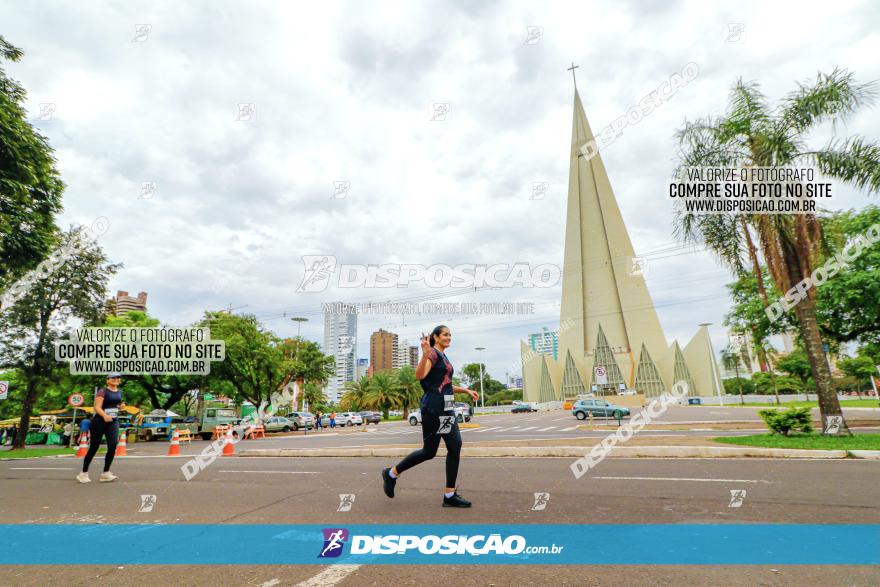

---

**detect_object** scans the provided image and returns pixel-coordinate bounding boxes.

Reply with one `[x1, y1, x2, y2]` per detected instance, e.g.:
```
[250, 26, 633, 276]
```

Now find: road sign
[68, 393, 85, 407]
[0, 381, 8, 400]
[594, 366, 608, 385]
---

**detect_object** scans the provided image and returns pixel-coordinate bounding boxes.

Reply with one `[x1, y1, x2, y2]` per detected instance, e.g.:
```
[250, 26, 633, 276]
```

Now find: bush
[758, 407, 813, 436]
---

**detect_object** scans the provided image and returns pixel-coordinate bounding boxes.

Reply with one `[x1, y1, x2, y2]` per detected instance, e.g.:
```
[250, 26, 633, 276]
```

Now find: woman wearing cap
[382, 325, 479, 507]
[77, 373, 125, 483]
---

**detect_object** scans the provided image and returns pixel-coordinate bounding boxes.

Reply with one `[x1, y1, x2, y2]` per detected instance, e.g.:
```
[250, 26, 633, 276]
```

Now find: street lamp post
[291, 317, 308, 338]
[475, 347, 486, 409]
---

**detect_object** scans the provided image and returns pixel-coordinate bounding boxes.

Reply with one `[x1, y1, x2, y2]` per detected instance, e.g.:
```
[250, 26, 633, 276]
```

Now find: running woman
[382, 325, 479, 507]
[77, 372, 125, 483]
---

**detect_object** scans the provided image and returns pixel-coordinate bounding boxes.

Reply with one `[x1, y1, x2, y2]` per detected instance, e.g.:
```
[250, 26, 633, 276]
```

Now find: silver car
[263, 416, 296, 432]
[288, 412, 315, 430]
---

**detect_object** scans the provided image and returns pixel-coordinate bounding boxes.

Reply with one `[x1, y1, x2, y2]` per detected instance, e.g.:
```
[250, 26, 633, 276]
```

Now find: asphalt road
[2, 446, 879, 585]
[112, 405, 880, 452]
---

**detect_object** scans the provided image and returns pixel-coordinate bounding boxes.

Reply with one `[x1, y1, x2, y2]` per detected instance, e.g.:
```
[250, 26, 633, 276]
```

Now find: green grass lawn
[714, 433, 880, 450]
[0, 447, 107, 459]
[738, 399, 880, 408]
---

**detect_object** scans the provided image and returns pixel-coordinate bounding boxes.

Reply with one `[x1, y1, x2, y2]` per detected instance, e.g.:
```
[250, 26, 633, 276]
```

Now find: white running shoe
[76, 472, 90, 483]
[99, 472, 117, 482]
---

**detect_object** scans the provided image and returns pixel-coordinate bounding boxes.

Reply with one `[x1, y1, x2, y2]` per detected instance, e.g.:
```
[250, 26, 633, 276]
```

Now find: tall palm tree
[364, 371, 400, 419]
[720, 345, 747, 404]
[395, 365, 423, 419]
[340, 375, 371, 412]
[675, 68, 880, 435]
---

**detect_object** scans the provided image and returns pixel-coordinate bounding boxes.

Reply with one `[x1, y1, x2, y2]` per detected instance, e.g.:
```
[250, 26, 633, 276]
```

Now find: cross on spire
[567, 62, 579, 89]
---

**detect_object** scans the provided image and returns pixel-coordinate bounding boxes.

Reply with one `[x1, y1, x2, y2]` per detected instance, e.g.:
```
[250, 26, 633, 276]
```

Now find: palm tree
[364, 371, 400, 419]
[340, 375, 371, 412]
[395, 365, 423, 419]
[302, 381, 327, 411]
[720, 345, 746, 404]
[675, 68, 880, 435]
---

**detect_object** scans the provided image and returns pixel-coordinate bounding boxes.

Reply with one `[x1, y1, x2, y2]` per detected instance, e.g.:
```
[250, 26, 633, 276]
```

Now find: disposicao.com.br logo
[297, 255, 560, 292]
[318, 528, 563, 557]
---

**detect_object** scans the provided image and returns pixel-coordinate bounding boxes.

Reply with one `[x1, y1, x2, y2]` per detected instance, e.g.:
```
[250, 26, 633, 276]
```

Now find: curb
[239, 445, 852, 459]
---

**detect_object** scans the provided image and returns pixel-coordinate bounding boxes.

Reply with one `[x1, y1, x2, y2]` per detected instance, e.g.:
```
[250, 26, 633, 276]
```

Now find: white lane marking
[560, 427, 577, 431]
[10, 467, 74, 470]
[517, 427, 539, 431]
[295, 564, 361, 587]
[473, 427, 502, 433]
[218, 470, 320, 474]
[536, 427, 557, 432]
[495, 427, 522, 432]
[590, 476, 776, 483]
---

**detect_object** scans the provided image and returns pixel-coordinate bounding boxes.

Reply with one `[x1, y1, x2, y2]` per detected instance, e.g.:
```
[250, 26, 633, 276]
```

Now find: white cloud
[3, 0, 878, 378]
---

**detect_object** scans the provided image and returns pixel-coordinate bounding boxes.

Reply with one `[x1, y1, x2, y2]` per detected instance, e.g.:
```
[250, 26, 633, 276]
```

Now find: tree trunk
[13, 375, 40, 449]
[792, 298, 850, 435]
[13, 312, 51, 449]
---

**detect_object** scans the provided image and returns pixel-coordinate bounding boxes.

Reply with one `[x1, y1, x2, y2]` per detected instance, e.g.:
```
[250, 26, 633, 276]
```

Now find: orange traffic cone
[76, 432, 89, 457]
[115, 430, 127, 457]
[166, 429, 180, 456]
[222, 427, 235, 456]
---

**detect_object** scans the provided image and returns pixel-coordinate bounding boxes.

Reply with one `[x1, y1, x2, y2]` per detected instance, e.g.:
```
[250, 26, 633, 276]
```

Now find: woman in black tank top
[381, 325, 480, 508]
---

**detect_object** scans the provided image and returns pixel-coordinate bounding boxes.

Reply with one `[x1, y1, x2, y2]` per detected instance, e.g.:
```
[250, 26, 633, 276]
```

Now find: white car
[345, 412, 363, 426]
[320, 413, 351, 427]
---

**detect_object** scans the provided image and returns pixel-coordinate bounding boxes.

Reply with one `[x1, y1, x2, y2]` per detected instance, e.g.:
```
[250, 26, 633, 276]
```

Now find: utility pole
[475, 347, 486, 409]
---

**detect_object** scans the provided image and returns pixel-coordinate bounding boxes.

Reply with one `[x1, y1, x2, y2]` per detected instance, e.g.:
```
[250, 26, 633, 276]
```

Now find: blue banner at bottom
[2, 524, 877, 565]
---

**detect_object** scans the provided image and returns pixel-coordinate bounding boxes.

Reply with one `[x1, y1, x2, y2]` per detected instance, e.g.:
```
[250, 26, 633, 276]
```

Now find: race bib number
[437, 416, 455, 435]
[444, 394, 455, 411]
[104, 408, 119, 419]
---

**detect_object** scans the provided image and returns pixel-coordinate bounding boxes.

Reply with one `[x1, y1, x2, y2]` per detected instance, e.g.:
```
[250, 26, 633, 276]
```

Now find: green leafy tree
[675, 68, 880, 435]
[0, 36, 64, 291]
[816, 206, 880, 345]
[0, 228, 118, 448]
[199, 312, 289, 407]
[837, 355, 877, 393]
[776, 349, 813, 387]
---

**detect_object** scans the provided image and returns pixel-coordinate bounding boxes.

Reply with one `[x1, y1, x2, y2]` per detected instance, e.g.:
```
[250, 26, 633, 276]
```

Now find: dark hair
[429, 325, 448, 348]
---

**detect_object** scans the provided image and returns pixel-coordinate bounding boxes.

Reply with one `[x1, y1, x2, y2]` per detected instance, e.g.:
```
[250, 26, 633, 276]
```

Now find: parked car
[345, 412, 363, 426]
[571, 399, 630, 420]
[511, 404, 537, 413]
[321, 413, 351, 427]
[359, 411, 381, 425]
[409, 406, 471, 425]
[263, 416, 296, 432]
[453, 402, 472, 422]
[287, 412, 315, 430]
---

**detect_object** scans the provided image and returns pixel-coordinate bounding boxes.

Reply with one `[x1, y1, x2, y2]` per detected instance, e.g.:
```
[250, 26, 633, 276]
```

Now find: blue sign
[1, 524, 877, 565]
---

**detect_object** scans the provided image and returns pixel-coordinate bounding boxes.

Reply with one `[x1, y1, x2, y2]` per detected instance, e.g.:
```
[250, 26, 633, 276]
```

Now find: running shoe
[76, 472, 90, 483]
[99, 472, 118, 482]
[381, 467, 396, 498]
[442, 491, 471, 508]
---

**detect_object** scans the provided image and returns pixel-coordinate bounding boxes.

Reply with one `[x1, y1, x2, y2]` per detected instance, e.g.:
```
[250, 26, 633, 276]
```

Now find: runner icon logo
[337, 494, 356, 512]
[319, 528, 349, 558]
[531, 492, 550, 511]
[728, 489, 746, 508]
[823, 415, 843, 435]
[437, 416, 454, 435]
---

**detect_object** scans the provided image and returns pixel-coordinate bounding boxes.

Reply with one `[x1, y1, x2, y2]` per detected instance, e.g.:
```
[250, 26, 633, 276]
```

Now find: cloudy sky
[3, 0, 879, 381]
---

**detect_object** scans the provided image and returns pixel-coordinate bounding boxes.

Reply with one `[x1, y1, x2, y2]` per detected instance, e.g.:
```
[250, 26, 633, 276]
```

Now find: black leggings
[82, 417, 119, 473]
[394, 410, 462, 488]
